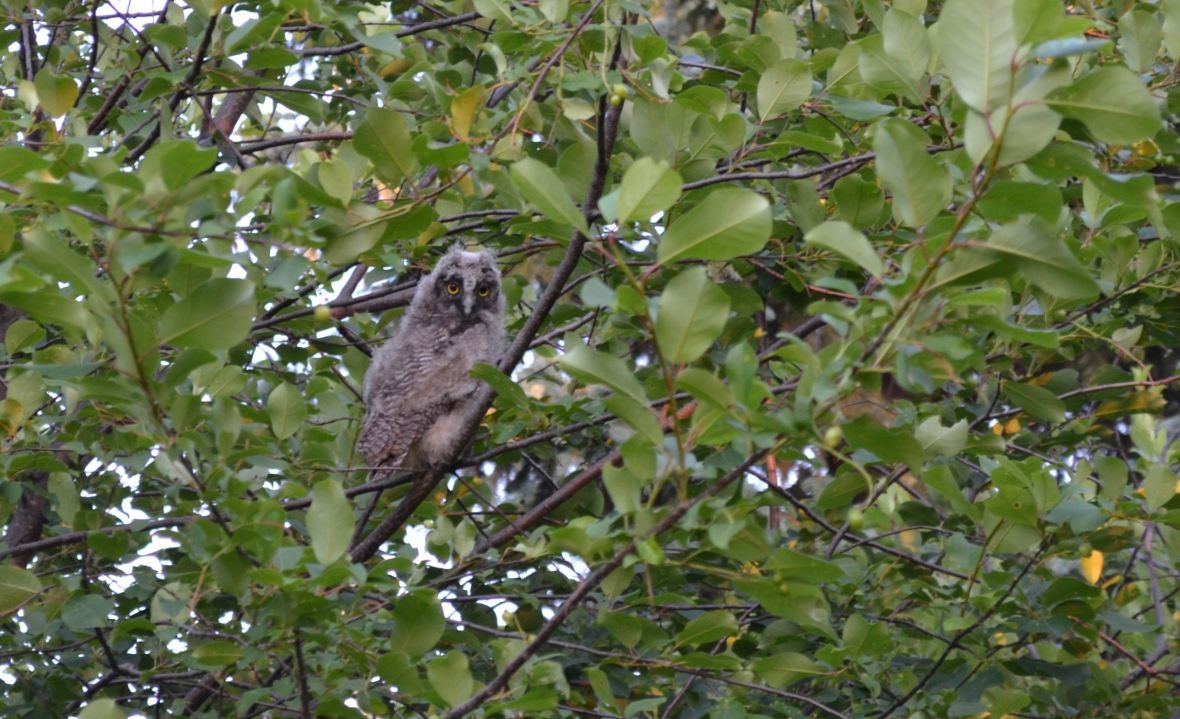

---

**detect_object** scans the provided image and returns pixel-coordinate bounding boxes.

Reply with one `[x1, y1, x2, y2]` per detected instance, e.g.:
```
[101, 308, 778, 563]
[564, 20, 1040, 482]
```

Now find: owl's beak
[462, 293, 475, 315]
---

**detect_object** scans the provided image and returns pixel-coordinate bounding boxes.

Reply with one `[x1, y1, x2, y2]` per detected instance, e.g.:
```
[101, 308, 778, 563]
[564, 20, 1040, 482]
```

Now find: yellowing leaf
[34, 68, 79, 117]
[450, 86, 485, 142]
[1092, 392, 1165, 418]
[1080, 550, 1103, 584]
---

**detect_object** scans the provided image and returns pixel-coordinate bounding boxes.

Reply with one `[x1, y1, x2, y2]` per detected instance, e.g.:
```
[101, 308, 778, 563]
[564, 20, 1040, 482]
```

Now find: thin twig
[441, 449, 774, 719]
[878, 544, 1045, 718]
[298, 11, 482, 56]
[238, 131, 353, 154]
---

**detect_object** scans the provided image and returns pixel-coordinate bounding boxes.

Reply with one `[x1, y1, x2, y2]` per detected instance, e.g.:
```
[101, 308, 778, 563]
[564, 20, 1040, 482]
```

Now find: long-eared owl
[357, 246, 506, 469]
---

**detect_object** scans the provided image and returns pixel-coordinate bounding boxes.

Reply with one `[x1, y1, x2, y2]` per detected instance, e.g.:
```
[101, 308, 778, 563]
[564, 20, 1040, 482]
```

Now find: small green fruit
[823, 425, 843, 448]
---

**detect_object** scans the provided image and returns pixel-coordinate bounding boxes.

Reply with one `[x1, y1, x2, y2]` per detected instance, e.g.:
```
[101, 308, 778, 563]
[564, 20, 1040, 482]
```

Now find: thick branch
[0, 518, 191, 563]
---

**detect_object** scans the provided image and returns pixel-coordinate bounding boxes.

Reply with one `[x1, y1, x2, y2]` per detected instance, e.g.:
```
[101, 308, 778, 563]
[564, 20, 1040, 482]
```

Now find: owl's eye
[477, 286, 490, 297]
[446, 282, 461, 295]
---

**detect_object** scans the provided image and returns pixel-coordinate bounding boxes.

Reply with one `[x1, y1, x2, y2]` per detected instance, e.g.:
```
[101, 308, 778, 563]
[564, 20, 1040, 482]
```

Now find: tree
[1, 0, 1178, 716]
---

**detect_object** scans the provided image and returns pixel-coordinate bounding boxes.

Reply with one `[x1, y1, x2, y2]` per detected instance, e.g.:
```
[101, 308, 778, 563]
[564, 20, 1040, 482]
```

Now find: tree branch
[297, 12, 483, 56]
[441, 448, 772, 719]
[878, 543, 1045, 718]
[0, 518, 192, 563]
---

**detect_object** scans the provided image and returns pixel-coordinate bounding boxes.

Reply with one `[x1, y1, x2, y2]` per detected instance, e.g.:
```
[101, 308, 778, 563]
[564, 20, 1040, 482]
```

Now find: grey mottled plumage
[357, 247, 505, 469]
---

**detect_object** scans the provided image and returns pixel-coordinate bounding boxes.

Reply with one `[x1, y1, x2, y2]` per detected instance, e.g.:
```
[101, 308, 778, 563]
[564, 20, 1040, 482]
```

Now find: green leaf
[760, 11, 797, 53]
[586, 668, 615, 708]
[965, 64, 1067, 167]
[985, 485, 1039, 526]
[767, 548, 845, 582]
[391, 590, 445, 657]
[1045, 67, 1163, 144]
[62, 594, 114, 631]
[192, 640, 244, 667]
[933, 0, 1016, 113]
[603, 462, 643, 514]
[267, 382, 307, 440]
[1144, 464, 1178, 512]
[603, 395, 664, 446]
[841, 416, 923, 468]
[674, 610, 738, 647]
[472, 0, 513, 22]
[560, 342, 647, 404]
[923, 465, 979, 519]
[915, 417, 967, 458]
[831, 175, 885, 228]
[307, 478, 354, 565]
[657, 189, 771, 264]
[470, 362, 529, 411]
[987, 220, 1099, 300]
[79, 699, 126, 719]
[154, 141, 220, 192]
[33, 68, 79, 117]
[354, 107, 419, 184]
[510, 157, 590, 236]
[0, 565, 41, 613]
[22, 226, 108, 300]
[1014, 0, 1062, 44]
[1095, 455, 1128, 503]
[872, 119, 951, 228]
[426, 651, 475, 707]
[150, 582, 191, 625]
[0, 147, 49, 184]
[48, 472, 79, 527]
[973, 315, 1060, 349]
[757, 58, 812, 121]
[323, 205, 386, 266]
[882, 9, 930, 88]
[598, 610, 644, 649]
[817, 471, 869, 510]
[1165, 0, 1180, 59]
[751, 652, 823, 688]
[538, 0, 568, 22]
[377, 652, 424, 692]
[843, 614, 891, 656]
[614, 157, 682, 224]
[636, 537, 665, 565]
[804, 220, 884, 277]
[676, 367, 736, 410]
[1003, 380, 1066, 423]
[977, 181, 1064, 224]
[734, 578, 836, 638]
[655, 267, 731, 363]
[1119, 10, 1162, 73]
[158, 278, 255, 350]
[858, 34, 923, 102]
[317, 158, 354, 205]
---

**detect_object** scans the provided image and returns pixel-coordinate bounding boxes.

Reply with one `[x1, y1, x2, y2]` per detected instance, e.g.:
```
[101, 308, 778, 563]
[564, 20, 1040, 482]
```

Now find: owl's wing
[356, 394, 446, 468]
[356, 329, 453, 467]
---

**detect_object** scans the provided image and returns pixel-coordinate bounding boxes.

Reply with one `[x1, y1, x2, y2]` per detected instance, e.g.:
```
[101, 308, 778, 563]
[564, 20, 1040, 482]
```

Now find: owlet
[357, 246, 506, 469]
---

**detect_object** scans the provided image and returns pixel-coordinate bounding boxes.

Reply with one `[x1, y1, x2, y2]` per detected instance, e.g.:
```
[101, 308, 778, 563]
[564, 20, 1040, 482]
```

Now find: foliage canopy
[1, 0, 1179, 717]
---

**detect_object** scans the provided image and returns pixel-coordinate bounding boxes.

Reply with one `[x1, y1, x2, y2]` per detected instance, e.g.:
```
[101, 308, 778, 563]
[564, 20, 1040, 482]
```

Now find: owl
[357, 246, 506, 470]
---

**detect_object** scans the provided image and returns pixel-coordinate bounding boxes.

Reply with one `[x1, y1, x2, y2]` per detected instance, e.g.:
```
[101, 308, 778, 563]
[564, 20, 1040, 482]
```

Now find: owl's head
[424, 245, 503, 323]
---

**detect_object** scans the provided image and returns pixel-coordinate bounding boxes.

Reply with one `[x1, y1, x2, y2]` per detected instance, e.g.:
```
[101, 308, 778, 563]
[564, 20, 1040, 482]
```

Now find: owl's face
[428, 249, 501, 324]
